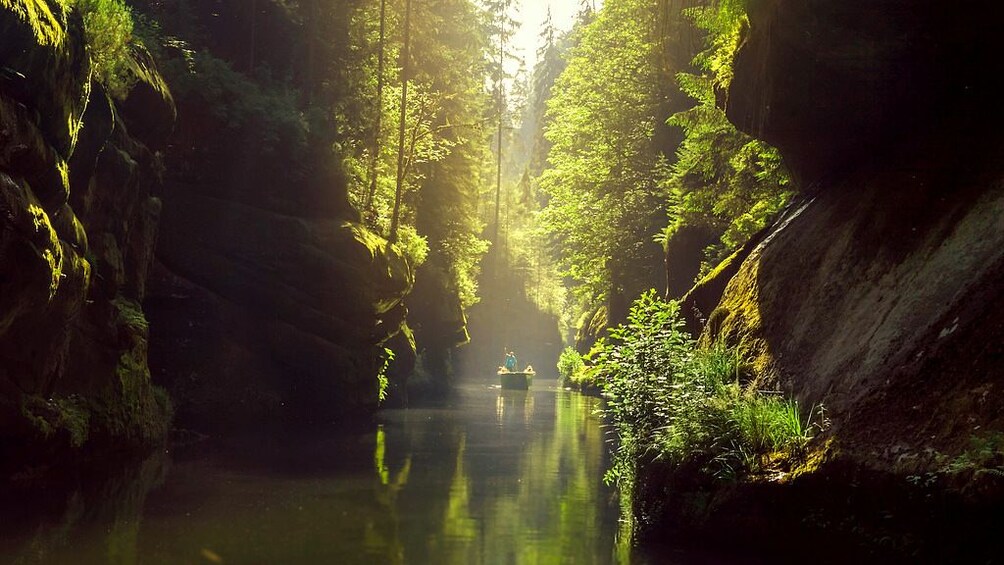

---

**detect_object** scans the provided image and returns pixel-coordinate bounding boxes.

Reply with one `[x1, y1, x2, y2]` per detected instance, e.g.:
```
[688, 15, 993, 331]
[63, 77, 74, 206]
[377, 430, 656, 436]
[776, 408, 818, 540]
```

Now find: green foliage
[539, 0, 671, 306]
[663, 1, 792, 273]
[162, 50, 309, 180]
[70, 0, 136, 98]
[6, 0, 144, 97]
[377, 347, 396, 403]
[592, 291, 815, 487]
[944, 433, 1004, 476]
[591, 291, 693, 461]
[557, 346, 585, 385]
[681, 0, 746, 90]
[2, 0, 66, 46]
[439, 231, 491, 309]
[392, 223, 429, 269]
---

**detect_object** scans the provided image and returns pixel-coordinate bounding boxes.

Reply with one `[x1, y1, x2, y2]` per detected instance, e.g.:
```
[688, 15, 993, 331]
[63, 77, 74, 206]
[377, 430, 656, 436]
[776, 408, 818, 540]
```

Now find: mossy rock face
[705, 170, 1004, 437]
[0, 172, 91, 393]
[728, 0, 1001, 185]
[623, 0, 1004, 558]
[1, 0, 175, 472]
[0, 0, 89, 163]
[708, 0, 1004, 446]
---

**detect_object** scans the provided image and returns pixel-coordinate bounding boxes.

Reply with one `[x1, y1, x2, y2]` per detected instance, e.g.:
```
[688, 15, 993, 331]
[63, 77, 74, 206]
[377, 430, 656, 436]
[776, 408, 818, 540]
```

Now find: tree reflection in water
[0, 384, 625, 564]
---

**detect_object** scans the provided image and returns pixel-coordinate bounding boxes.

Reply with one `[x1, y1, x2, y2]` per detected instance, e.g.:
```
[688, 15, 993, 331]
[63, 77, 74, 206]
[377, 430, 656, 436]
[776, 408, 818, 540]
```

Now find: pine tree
[482, 0, 520, 246]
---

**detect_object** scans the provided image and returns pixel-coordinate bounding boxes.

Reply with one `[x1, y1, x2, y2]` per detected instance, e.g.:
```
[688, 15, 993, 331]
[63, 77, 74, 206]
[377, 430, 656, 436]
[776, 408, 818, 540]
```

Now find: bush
[70, 0, 136, 98]
[392, 224, 429, 270]
[592, 290, 815, 486]
[557, 346, 585, 385]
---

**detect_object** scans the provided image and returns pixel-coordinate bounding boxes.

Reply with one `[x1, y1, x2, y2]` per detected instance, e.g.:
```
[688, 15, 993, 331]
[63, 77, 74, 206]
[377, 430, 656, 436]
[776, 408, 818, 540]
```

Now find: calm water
[0, 382, 649, 564]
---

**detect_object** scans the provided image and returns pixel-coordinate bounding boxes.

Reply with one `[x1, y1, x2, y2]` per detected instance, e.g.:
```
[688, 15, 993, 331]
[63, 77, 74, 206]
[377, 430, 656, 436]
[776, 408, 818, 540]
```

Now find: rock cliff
[719, 0, 1003, 461]
[0, 0, 174, 469]
[144, 31, 413, 427]
[148, 184, 412, 427]
[646, 0, 1004, 558]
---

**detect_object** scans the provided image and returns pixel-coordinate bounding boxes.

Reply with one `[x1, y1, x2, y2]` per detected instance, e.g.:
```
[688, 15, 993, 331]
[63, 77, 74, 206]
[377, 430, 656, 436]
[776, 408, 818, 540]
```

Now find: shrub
[393, 224, 429, 270]
[70, 0, 137, 98]
[944, 432, 1004, 476]
[592, 291, 816, 487]
[557, 346, 585, 385]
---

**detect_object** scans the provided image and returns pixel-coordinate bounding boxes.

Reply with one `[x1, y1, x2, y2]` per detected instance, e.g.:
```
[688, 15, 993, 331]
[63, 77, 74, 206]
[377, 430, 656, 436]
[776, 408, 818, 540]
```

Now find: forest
[1, 0, 1002, 562]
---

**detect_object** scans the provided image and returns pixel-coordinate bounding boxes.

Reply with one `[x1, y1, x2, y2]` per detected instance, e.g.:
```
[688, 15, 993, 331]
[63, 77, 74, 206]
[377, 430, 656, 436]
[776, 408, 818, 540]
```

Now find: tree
[364, 0, 388, 219]
[390, 0, 414, 243]
[539, 0, 672, 311]
[482, 0, 520, 246]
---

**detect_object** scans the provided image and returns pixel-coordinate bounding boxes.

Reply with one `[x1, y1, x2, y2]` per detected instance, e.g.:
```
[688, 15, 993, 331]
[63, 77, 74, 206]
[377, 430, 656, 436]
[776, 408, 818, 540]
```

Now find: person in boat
[504, 350, 517, 372]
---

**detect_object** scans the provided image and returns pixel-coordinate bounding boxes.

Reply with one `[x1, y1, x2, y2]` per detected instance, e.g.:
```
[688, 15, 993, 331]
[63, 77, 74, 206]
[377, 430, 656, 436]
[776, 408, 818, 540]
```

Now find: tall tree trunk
[390, 0, 413, 243]
[493, 10, 505, 247]
[365, 0, 387, 219]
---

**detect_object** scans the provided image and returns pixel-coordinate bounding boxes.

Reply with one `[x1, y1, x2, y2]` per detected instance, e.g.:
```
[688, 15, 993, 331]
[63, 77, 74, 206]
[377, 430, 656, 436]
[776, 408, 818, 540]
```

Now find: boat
[498, 367, 534, 390]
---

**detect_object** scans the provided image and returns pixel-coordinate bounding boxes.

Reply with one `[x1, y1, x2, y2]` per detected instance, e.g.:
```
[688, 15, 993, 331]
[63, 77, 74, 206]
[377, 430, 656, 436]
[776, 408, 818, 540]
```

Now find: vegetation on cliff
[660, 2, 791, 271]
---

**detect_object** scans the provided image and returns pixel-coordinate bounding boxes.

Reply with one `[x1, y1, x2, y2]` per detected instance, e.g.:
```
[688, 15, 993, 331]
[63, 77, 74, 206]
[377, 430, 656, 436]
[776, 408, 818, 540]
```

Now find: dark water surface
[1, 382, 660, 564]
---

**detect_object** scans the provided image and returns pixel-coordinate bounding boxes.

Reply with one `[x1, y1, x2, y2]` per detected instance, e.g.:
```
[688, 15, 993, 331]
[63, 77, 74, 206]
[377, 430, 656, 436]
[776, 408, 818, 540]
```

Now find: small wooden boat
[498, 368, 534, 390]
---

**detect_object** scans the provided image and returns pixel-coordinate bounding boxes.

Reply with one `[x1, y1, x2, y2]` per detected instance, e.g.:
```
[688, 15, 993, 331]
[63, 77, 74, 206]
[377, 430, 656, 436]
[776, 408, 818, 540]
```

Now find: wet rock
[663, 222, 721, 301]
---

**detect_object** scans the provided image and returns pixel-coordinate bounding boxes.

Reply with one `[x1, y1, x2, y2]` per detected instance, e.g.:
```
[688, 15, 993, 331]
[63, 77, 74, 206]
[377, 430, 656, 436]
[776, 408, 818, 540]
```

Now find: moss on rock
[1, 0, 175, 474]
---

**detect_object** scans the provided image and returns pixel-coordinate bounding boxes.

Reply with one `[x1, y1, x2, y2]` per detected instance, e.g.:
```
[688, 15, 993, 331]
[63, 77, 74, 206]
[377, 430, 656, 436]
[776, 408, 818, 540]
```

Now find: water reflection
[0, 383, 627, 564]
[496, 389, 535, 427]
[0, 452, 169, 565]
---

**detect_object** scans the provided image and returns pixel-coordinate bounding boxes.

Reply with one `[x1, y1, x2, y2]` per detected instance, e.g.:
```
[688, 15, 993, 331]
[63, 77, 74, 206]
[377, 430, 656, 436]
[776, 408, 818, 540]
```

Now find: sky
[508, 0, 603, 75]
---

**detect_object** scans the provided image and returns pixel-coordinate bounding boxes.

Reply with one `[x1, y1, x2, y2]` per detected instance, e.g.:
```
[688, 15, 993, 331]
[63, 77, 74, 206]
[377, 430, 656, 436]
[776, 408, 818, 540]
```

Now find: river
[0, 381, 680, 564]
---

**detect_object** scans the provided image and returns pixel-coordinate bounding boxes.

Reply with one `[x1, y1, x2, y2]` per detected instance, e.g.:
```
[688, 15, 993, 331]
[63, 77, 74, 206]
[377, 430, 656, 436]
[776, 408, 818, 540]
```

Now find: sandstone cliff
[143, 21, 413, 427]
[645, 0, 1004, 558]
[0, 0, 174, 469]
[719, 0, 1002, 466]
